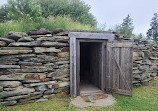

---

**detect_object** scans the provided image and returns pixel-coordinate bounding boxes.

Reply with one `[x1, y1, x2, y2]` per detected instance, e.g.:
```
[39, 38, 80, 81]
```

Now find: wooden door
[105, 41, 133, 96]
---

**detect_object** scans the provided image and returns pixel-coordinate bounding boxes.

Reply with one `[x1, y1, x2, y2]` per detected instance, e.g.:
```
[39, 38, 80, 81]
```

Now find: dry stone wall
[0, 29, 158, 106]
[0, 29, 70, 106]
[132, 39, 158, 86]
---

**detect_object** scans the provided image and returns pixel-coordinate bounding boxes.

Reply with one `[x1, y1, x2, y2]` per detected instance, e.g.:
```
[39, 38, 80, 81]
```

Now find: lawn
[1, 80, 158, 111]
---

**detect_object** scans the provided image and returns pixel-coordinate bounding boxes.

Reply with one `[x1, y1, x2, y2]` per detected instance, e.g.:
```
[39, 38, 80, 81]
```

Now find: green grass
[2, 80, 158, 111]
[0, 16, 96, 37]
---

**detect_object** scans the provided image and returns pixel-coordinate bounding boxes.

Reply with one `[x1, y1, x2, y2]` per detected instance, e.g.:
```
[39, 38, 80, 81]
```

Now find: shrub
[0, 16, 95, 37]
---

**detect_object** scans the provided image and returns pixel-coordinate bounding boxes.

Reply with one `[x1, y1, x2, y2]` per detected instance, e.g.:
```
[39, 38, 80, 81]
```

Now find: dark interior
[80, 42, 102, 90]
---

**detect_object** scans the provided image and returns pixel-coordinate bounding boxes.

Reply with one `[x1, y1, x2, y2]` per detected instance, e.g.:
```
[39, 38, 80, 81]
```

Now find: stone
[56, 31, 68, 36]
[149, 57, 158, 60]
[52, 74, 69, 80]
[17, 100, 35, 105]
[24, 81, 56, 87]
[18, 36, 34, 42]
[0, 49, 32, 55]
[41, 41, 69, 47]
[21, 80, 41, 83]
[0, 60, 17, 65]
[9, 41, 41, 47]
[53, 82, 70, 88]
[36, 37, 55, 41]
[141, 81, 149, 86]
[34, 47, 61, 53]
[53, 87, 69, 94]
[21, 65, 48, 69]
[1, 88, 35, 98]
[0, 56, 19, 62]
[61, 47, 69, 52]
[36, 98, 48, 102]
[143, 50, 151, 57]
[7, 31, 28, 40]
[52, 28, 64, 34]
[150, 73, 157, 77]
[18, 94, 42, 103]
[0, 73, 46, 80]
[0, 38, 15, 44]
[11, 54, 36, 58]
[4, 86, 24, 91]
[58, 64, 69, 70]
[55, 91, 69, 97]
[150, 66, 157, 71]
[58, 52, 69, 58]
[5, 95, 29, 101]
[1, 101, 17, 106]
[47, 72, 57, 77]
[133, 74, 141, 79]
[18, 61, 42, 66]
[61, 78, 70, 82]
[44, 89, 54, 95]
[0, 65, 20, 69]
[54, 36, 69, 42]
[35, 85, 48, 92]
[141, 73, 150, 80]
[0, 85, 3, 91]
[43, 94, 55, 99]
[150, 63, 158, 66]
[0, 81, 21, 88]
[4, 92, 42, 101]
[55, 61, 69, 65]
[139, 65, 149, 70]
[0, 41, 7, 46]
[0, 47, 31, 50]
[133, 52, 141, 59]
[4, 68, 54, 74]
[28, 28, 52, 35]
[56, 69, 69, 76]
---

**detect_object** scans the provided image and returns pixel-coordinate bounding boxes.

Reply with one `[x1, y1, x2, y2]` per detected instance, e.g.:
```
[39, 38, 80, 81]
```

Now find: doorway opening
[80, 42, 104, 95]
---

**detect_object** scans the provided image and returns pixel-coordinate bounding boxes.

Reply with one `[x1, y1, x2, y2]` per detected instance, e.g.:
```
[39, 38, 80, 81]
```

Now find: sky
[1, 0, 158, 35]
[83, 0, 158, 35]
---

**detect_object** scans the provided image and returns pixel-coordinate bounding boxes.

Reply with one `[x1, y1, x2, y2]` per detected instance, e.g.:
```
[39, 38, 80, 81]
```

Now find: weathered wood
[69, 32, 115, 41]
[69, 32, 114, 97]
[106, 41, 133, 96]
[70, 37, 77, 97]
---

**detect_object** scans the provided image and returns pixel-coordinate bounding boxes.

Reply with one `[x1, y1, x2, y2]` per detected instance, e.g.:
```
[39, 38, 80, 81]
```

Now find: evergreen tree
[121, 14, 134, 30]
[116, 14, 134, 38]
[147, 13, 158, 40]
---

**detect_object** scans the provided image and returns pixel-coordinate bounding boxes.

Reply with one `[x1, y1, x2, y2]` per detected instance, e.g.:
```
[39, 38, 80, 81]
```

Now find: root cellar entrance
[80, 42, 104, 95]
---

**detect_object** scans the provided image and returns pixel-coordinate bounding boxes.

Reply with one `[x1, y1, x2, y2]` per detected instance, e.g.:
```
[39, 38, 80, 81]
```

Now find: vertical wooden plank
[120, 47, 125, 89]
[76, 40, 80, 95]
[106, 44, 111, 92]
[70, 37, 77, 97]
[114, 47, 120, 90]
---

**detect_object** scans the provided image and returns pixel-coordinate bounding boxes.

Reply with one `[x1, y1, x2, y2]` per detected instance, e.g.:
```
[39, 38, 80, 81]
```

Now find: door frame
[68, 31, 115, 97]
